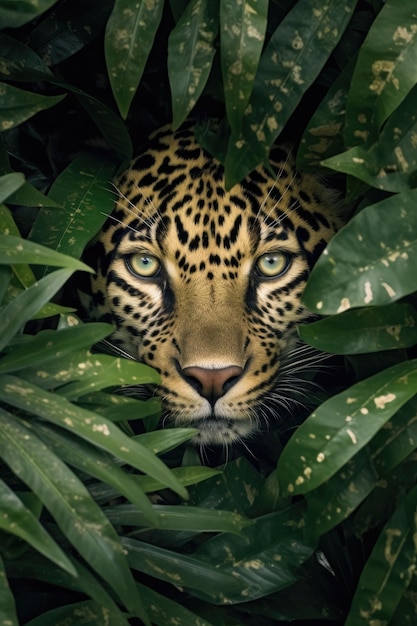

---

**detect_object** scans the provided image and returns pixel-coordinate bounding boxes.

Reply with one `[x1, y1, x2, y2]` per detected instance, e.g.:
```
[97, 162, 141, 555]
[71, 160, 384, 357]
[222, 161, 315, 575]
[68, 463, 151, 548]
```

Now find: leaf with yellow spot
[344, 484, 417, 625]
[303, 190, 417, 315]
[278, 358, 417, 496]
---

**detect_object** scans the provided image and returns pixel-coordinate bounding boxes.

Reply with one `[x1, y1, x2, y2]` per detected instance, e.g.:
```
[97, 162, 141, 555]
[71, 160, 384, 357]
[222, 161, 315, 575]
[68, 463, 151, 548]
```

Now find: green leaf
[123, 537, 243, 598]
[278, 358, 417, 496]
[0, 267, 74, 352]
[137, 582, 216, 626]
[137, 465, 221, 493]
[168, 0, 219, 129]
[0, 554, 18, 626]
[35, 422, 157, 525]
[297, 58, 355, 171]
[0, 34, 132, 162]
[0, 234, 91, 272]
[0, 82, 64, 131]
[191, 502, 315, 603]
[323, 81, 417, 192]
[56, 354, 159, 399]
[0, 375, 188, 500]
[299, 303, 417, 354]
[105, 503, 251, 536]
[0, 323, 113, 374]
[105, 0, 165, 119]
[220, 0, 268, 134]
[0, 0, 59, 29]
[26, 0, 113, 66]
[345, 485, 417, 625]
[0, 477, 76, 575]
[0, 172, 25, 203]
[224, 0, 358, 188]
[79, 391, 161, 422]
[5, 552, 132, 626]
[29, 152, 117, 271]
[303, 190, 417, 315]
[344, 0, 417, 148]
[18, 348, 158, 392]
[24, 600, 128, 626]
[0, 408, 147, 621]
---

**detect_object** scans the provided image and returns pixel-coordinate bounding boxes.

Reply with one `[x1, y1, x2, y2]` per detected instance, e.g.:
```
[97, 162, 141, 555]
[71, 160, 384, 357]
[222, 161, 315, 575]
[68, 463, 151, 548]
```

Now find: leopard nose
[182, 366, 243, 404]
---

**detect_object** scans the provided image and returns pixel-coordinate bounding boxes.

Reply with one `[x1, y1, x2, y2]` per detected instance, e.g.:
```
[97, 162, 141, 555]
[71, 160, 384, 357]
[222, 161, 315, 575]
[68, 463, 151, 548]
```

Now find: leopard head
[81, 124, 343, 446]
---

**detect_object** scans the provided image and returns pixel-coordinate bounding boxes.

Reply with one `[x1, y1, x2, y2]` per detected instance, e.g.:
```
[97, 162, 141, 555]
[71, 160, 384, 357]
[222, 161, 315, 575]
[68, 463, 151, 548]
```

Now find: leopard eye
[127, 254, 161, 278]
[256, 252, 289, 278]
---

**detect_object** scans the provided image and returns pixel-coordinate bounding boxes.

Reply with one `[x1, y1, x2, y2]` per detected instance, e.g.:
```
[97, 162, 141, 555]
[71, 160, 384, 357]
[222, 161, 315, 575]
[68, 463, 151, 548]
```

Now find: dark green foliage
[1, 0, 417, 624]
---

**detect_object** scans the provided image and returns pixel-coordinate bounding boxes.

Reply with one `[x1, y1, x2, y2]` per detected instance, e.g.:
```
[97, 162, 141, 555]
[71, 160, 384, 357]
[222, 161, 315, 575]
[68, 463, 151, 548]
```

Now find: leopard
[80, 122, 344, 447]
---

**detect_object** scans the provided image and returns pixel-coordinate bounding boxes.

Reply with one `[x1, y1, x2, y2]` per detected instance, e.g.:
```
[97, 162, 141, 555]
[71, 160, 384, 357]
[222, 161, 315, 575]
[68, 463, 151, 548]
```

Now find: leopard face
[81, 124, 343, 446]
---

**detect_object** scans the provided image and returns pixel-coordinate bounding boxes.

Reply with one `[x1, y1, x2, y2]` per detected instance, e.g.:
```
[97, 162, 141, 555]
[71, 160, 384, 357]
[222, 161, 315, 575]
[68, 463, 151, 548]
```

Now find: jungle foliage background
[1, 0, 417, 624]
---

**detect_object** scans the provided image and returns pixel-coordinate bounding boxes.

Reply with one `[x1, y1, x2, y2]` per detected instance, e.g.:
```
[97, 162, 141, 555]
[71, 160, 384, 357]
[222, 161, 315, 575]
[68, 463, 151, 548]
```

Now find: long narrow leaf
[0, 267, 74, 352]
[105, 0, 165, 119]
[0, 323, 113, 374]
[105, 503, 251, 536]
[345, 485, 417, 625]
[0, 375, 188, 500]
[220, 0, 268, 135]
[0, 408, 147, 621]
[224, 0, 358, 188]
[168, 0, 219, 129]
[35, 422, 157, 525]
[0, 554, 18, 626]
[5, 552, 132, 626]
[0, 477, 76, 576]
[137, 581, 216, 626]
[0, 235, 90, 271]
[123, 537, 243, 597]
[0, 172, 25, 203]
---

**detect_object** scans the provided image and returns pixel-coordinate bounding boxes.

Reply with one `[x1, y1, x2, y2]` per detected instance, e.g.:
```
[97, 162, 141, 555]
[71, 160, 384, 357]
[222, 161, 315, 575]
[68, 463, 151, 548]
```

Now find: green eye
[127, 254, 161, 277]
[256, 252, 289, 278]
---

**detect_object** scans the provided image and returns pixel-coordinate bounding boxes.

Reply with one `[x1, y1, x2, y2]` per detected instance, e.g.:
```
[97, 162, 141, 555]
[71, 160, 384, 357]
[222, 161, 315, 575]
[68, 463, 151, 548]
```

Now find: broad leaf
[299, 303, 417, 354]
[0, 82, 64, 129]
[278, 359, 417, 495]
[344, 0, 417, 148]
[29, 152, 117, 272]
[303, 190, 417, 315]
[191, 502, 315, 603]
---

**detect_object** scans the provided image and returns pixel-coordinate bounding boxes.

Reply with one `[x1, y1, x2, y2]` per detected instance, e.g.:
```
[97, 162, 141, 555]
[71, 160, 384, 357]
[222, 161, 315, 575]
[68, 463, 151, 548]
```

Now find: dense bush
[1, 0, 417, 624]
